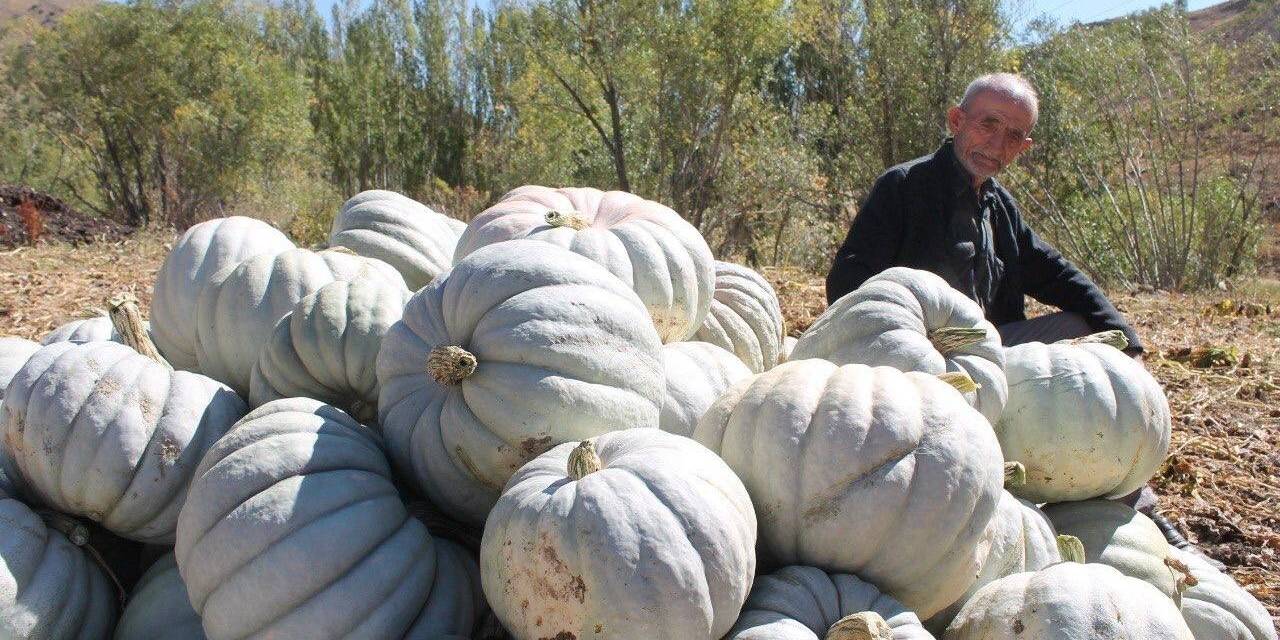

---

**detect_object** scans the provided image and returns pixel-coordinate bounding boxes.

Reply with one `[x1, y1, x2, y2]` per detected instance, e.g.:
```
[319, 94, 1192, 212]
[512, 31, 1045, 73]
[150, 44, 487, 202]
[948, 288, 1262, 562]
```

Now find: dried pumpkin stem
[1165, 555, 1199, 592]
[928, 326, 988, 354]
[544, 210, 590, 231]
[568, 440, 602, 480]
[825, 611, 893, 640]
[107, 294, 169, 367]
[427, 346, 477, 385]
[937, 371, 980, 394]
[1056, 330, 1130, 351]
[1004, 461, 1027, 489]
[1057, 534, 1086, 564]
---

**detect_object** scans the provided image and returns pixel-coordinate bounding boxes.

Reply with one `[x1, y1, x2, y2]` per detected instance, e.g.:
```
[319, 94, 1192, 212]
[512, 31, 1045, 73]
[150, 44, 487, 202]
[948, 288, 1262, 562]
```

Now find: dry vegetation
[2, 231, 1278, 627]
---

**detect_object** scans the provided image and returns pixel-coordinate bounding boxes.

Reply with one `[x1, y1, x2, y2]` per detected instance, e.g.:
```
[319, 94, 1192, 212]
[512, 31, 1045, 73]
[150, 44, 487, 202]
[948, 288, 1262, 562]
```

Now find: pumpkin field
[0, 189, 1276, 638]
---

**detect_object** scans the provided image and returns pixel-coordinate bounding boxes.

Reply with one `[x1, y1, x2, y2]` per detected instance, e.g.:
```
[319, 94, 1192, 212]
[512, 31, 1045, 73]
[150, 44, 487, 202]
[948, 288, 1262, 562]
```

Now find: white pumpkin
[927, 491, 1061, 631]
[944, 561, 1194, 639]
[455, 186, 715, 342]
[999, 341, 1170, 503]
[114, 553, 206, 640]
[329, 189, 465, 290]
[1043, 499, 1187, 602]
[790, 267, 1007, 424]
[481, 429, 756, 640]
[3, 339, 247, 544]
[377, 239, 665, 525]
[693, 359, 1004, 619]
[1170, 547, 1277, 640]
[0, 337, 37, 499]
[249, 277, 412, 423]
[727, 566, 934, 639]
[194, 247, 405, 395]
[658, 341, 751, 437]
[692, 261, 785, 372]
[151, 216, 295, 370]
[0, 496, 118, 638]
[175, 398, 485, 640]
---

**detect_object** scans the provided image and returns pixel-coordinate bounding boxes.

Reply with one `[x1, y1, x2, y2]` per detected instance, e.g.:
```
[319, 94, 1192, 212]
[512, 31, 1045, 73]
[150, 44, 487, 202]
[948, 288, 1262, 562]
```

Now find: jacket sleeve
[825, 170, 906, 305]
[1009, 196, 1144, 352]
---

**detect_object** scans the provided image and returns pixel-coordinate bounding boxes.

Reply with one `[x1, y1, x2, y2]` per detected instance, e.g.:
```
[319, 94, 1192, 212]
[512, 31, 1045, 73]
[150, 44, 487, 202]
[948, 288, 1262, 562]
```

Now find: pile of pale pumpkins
[0, 186, 1274, 640]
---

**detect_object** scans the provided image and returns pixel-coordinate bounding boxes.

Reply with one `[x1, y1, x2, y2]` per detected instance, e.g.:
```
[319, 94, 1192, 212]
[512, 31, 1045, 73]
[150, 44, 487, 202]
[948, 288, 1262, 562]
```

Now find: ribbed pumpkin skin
[481, 429, 757, 640]
[1170, 547, 1277, 640]
[999, 342, 1170, 503]
[727, 566, 934, 640]
[194, 247, 405, 395]
[693, 359, 1004, 619]
[377, 240, 665, 525]
[944, 562, 1194, 639]
[791, 267, 1007, 424]
[114, 553, 206, 640]
[2, 341, 246, 544]
[151, 216, 294, 371]
[0, 338, 36, 498]
[1043, 500, 1181, 601]
[249, 278, 412, 423]
[329, 190, 465, 290]
[658, 341, 751, 438]
[927, 491, 1060, 631]
[0, 497, 117, 639]
[175, 398, 484, 640]
[692, 261, 785, 372]
[455, 186, 715, 342]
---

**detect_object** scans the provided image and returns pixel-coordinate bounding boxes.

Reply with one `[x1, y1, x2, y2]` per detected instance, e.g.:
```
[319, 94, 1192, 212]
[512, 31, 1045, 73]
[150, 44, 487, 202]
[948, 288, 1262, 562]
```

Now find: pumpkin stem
[1165, 555, 1199, 592]
[937, 371, 980, 393]
[544, 210, 590, 230]
[107, 294, 169, 367]
[928, 327, 988, 354]
[427, 346, 477, 385]
[825, 612, 893, 640]
[1004, 461, 1027, 488]
[1056, 330, 1130, 351]
[1057, 535, 1086, 564]
[568, 440, 602, 480]
[37, 509, 90, 546]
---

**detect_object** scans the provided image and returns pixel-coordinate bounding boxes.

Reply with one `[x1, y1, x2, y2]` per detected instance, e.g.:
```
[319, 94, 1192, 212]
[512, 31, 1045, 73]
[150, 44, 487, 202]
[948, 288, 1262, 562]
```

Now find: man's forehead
[968, 92, 1035, 127]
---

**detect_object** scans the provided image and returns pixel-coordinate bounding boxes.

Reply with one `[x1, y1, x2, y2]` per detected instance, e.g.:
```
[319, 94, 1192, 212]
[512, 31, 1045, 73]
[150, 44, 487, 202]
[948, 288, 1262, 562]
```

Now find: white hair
[960, 73, 1039, 126]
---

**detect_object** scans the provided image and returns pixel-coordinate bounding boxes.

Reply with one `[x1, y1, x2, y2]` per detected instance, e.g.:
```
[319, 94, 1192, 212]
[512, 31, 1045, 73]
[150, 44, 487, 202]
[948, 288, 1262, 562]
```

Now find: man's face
[946, 91, 1035, 184]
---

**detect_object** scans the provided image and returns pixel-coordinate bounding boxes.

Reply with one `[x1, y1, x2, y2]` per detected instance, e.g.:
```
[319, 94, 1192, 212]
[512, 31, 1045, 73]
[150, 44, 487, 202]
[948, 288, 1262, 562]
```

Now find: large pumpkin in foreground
[481, 429, 756, 640]
[329, 189, 465, 290]
[455, 186, 715, 342]
[694, 359, 1004, 619]
[999, 340, 1170, 503]
[176, 398, 485, 640]
[377, 239, 665, 525]
[790, 267, 1007, 424]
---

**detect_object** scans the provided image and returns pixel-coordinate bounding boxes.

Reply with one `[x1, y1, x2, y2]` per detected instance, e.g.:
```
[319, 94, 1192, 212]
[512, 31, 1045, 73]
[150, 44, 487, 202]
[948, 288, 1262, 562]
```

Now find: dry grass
[3, 232, 1278, 626]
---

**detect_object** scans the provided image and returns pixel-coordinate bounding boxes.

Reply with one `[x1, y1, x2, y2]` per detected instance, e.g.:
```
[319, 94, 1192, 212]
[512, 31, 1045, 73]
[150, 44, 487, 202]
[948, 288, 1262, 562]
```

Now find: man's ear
[1018, 136, 1034, 155]
[946, 106, 965, 135]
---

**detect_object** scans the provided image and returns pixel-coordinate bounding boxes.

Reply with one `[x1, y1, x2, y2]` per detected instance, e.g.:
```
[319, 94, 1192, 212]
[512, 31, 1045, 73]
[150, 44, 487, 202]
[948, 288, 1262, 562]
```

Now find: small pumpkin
[999, 339, 1170, 503]
[692, 261, 785, 372]
[151, 216, 295, 370]
[481, 429, 757, 640]
[377, 239, 665, 525]
[1170, 546, 1277, 640]
[194, 247, 405, 395]
[790, 267, 1007, 424]
[249, 277, 412, 423]
[329, 189, 466, 290]
[944, 561, 1193, 639]
[114, 553, 206, 640]
[658, 341, 751, 437]
[1043, 499, 1187, 603]
[726, 566, 934, 639]
[693, 359, 1003, 619]
[0, 496, 118, 638]
[175, 398, 485, 640]
[455, 186, 715, 342]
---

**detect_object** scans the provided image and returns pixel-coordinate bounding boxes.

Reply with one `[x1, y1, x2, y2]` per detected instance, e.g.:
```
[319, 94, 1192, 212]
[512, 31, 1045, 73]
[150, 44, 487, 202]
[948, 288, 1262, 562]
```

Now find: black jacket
[826, 140, 1143, 352]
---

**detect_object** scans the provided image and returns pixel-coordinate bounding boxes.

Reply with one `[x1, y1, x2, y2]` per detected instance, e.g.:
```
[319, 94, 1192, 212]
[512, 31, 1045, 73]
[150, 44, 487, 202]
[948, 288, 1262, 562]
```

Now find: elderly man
[825, 72, 1222, 563]
[826, 73, 1142, 352]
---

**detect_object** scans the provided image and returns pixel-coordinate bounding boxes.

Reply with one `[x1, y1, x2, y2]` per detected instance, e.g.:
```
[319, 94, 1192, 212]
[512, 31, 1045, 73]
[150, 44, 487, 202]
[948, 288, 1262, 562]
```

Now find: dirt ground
[2, 230, 1278, 627]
